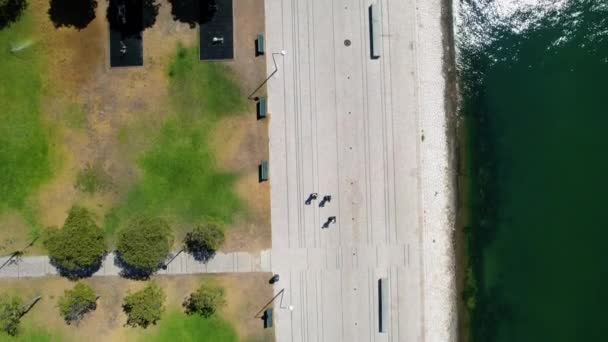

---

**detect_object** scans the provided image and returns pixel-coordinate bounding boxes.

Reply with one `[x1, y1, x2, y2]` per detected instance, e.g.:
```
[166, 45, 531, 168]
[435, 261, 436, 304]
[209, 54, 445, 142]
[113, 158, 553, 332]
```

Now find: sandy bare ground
[216, 0, 271, 252]
[0, 0, 271, 254]
[34, 0, 198, 229]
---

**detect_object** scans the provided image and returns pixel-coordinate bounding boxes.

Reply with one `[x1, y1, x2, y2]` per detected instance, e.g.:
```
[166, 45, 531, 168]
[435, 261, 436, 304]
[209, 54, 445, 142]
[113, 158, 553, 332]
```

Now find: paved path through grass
[0, 250, 272, 278]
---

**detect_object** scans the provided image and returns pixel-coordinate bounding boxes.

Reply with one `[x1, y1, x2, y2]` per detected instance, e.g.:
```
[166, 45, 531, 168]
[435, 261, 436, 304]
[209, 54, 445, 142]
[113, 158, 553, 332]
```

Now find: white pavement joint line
[381, 0, 390, 243]
[290, 271, 295, 342]
[381, 0, 391, 246]
[300, 0, 313, 250]
[314, 270, 321, 342]
[387, 0, 399, 245]
[298, 0, 306, 249]
[355, 0, 368, 246]
[280, 0, 293, 250]
[330, 0, 343, 244]
[361, 0, 373, 247]
[385, 0, 397, 245]
[411, 0, 431, 340]
[292, 0, 303, 249]
[311, 0, 321, 248]
[307, 0, 320, 249]
[367, 267, 374, 342]
[339, 268, 345, 342]
[396, 266, 402, 340]
[319, 270, 325, 342]
[303, 270, 309, 342]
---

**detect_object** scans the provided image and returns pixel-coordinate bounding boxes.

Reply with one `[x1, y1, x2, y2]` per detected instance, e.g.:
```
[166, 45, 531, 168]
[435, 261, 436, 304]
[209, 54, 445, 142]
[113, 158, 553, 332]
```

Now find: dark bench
[263, 308, 273, 328]
[259, 160, 269, 182]
[257, 97, 267, 119]
[256, 33, 265, 56]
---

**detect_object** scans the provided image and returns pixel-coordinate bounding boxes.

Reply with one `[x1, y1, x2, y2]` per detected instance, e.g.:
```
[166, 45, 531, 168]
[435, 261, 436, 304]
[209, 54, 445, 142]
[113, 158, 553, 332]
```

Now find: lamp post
[248, 50, 287, 100]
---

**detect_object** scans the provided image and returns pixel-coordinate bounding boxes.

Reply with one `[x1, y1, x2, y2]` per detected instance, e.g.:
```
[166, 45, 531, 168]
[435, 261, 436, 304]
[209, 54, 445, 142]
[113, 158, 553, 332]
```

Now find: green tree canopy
[116, 217, 174, 274]
[183, 283, 225, 318]
[0, 294, 23, 336]
[0, 0, 27, 30]
[44, 206, 106, 278]
[184, 221, 224, 260]
[122, 282, 165, 328]
[58, 282, 97, 325]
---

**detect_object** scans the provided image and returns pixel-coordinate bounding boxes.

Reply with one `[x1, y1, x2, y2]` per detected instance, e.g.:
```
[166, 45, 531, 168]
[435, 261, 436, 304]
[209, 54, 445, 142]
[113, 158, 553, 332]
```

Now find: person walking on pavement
[305, 193, 318, 205]
[319, 195, 332, 207]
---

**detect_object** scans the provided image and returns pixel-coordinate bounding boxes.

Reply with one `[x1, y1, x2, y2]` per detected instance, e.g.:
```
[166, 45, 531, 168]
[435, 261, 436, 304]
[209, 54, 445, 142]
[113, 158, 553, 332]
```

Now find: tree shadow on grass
[48, 0, 97, 30]
[49, 255, 104, 280]
[0, 0, 27, 30]
[168, 0, 216, 29]
[113, 252, 158, 280]
[107, 0, 159, 38]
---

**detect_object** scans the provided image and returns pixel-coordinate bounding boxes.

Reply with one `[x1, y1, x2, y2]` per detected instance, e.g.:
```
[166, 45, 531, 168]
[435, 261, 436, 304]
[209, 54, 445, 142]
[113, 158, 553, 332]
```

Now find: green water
[458, 1, 608, 341]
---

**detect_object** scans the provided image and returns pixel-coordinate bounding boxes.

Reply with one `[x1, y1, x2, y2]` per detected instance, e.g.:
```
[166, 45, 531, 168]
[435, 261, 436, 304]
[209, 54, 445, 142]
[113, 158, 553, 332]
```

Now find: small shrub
[183, 283, 225, 318]
[184, 221, 225, 261]
[75, 163, 111, 194]
[123, 282, 165, 328]
[58, 282, 97, 325]
[0, 294, 23, 336]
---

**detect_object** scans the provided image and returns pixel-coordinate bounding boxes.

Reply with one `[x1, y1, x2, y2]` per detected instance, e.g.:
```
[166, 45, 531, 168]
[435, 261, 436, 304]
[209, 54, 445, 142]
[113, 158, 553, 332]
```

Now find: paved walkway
[263, 0, 452, 340]
[0, 250, 272, 279]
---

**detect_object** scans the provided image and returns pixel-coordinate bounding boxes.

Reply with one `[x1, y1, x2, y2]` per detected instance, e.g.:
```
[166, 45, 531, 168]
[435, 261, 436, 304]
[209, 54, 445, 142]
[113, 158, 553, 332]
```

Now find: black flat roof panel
[199, 0, 234, 60]
[110, 30, 143, 67]
[108, 0, 144, 67]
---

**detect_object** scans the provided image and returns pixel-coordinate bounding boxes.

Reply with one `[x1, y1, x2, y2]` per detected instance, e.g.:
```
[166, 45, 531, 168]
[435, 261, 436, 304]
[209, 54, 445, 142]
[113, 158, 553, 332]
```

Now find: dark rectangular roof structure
[109, 0, 144, 67]
[199, 0, 234, 60]
[110, 31, 143, 67]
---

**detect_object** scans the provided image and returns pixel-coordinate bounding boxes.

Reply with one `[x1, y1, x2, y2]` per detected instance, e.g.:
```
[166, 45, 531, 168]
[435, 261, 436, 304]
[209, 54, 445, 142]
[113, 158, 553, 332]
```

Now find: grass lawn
[0, 11, 53, 227]
[144, 310, 237, 342]
[0, 274, 272, 342]
[106, 45, 248, 236]
[0, 326, 59, 342]
[1, 1, 269, 253]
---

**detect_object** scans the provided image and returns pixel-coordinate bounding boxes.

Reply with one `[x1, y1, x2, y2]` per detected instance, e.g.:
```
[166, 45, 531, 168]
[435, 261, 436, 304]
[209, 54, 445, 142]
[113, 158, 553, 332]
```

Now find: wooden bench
[259, 160, 269, 182]
[256, 33, 265, 56]
[257, 97, 267, 119]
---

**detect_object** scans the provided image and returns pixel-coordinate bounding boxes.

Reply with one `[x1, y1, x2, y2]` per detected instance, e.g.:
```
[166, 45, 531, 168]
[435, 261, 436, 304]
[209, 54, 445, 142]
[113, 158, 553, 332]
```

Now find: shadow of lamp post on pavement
[248, 50, 287, 101]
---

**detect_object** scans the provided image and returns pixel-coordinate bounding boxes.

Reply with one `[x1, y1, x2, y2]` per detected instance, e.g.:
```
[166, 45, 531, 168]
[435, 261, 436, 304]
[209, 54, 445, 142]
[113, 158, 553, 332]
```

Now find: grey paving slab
[0, 250, 269, 279]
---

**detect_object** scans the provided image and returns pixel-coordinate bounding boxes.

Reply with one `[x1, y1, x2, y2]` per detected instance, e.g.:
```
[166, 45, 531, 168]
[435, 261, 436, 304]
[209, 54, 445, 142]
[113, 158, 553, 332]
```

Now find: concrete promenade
[264, 0, 439, 341]
[0, 250, 272, 278]
[265, 0, 456, 340]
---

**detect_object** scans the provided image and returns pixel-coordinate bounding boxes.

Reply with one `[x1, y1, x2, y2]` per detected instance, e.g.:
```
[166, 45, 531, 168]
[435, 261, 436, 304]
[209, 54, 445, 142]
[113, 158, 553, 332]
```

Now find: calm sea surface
[456, 1, 608, 341]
